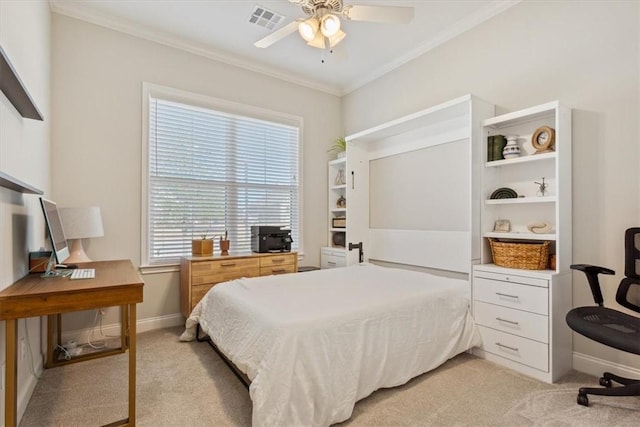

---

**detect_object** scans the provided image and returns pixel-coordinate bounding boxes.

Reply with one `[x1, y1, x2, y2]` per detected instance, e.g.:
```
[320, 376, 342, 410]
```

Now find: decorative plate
[490, 187, 518, 199]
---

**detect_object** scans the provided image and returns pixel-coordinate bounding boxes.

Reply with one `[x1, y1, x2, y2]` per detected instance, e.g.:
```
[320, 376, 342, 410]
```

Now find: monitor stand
[41, 252, 71, 278]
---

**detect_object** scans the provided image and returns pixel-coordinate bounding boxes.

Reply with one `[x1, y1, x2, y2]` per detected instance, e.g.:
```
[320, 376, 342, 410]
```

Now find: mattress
[181, 263, 481, 427]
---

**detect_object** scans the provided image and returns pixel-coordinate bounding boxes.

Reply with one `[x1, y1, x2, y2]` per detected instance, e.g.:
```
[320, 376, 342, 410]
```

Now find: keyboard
[69, 268, 95, 280]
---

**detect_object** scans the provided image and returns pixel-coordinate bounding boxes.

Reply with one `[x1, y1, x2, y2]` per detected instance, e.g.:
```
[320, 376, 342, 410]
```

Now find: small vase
[220, 240, 230, 256]
[503, 135, 520, 159]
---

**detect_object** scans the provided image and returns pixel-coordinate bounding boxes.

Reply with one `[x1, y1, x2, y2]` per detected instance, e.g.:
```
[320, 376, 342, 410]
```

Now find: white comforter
[181, 263, 481, 427]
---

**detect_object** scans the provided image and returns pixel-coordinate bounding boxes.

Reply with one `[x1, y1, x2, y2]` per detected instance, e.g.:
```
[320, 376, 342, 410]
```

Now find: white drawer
[477, 325, 549, 372]
[321, 254, 346, 269]
[474, 301, 548, 343]
[474, 269, 549, 288]
[474, 277, 548, 315]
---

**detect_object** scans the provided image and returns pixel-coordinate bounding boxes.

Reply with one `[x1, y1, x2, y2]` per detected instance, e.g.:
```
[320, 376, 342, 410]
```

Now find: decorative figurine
[336, 195, 346, 208]
[534, 177, 548, 196]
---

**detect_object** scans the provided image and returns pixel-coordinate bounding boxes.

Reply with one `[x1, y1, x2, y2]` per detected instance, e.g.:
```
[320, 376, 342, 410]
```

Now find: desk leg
[128, 304, 136, 425]
[5, 318, 17, 427]
[121, 305, 128, 350]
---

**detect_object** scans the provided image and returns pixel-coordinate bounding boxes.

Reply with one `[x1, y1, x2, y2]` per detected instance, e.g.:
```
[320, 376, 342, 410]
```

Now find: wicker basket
[489, 238, 550, 270]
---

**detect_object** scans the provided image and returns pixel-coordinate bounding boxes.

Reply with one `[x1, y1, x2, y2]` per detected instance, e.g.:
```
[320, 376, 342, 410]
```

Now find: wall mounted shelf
[0, 171, 43, 194]
[0, 45, 43, 120]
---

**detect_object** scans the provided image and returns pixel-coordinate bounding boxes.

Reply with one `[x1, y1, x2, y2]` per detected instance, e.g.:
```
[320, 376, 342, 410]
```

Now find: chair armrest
[570, 264, 615, 306]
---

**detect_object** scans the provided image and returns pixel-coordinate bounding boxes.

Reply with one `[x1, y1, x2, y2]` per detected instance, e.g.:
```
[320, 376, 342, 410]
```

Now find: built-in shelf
[485, 151, 555, 167]
[0, 45, 43, 121]
[485, 196, 556, 205]
[0, 171, 43, 194]
[331, 208, 347, 213]
[484, 231, 556, 241]
[331, 184, 347, 190]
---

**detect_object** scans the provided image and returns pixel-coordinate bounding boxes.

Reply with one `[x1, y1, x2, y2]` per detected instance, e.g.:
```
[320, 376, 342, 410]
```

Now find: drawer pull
[221, 263, 236, 267]
[271, 258, 285, 263]
[496, 317, 519, 326]
[272, 269, 286, 273]
[327, 261, 336, 265]
[495, 292, 519, 299]
[496, 342, 519, 352]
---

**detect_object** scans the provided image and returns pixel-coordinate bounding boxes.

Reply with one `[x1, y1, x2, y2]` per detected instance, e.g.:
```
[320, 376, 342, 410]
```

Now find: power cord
[56, 344, 72, 361]
[23, 318, 42, 380]
[87, 309, 107, 349]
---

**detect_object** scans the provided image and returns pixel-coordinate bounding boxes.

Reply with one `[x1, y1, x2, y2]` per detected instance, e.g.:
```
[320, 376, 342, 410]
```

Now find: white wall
[343, 0, 640, 373]
[50, 14, 341, 330]
[0, 0, 51, 420]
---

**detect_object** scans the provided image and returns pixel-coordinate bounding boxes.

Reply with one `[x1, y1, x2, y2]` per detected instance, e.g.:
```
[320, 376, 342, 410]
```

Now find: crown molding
[342, 0, 521, 95]
[48, 0, 343, 97]
[49, 0, 520, 98]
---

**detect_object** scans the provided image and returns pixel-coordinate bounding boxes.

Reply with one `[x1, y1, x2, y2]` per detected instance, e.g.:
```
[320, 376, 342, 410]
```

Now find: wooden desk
[0, 259, 144, 427]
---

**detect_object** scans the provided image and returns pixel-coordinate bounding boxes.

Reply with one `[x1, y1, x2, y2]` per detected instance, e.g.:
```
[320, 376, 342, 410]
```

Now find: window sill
[139, 263, 180, 275]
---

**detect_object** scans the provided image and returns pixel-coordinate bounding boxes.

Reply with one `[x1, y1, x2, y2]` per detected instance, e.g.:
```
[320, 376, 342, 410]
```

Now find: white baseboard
[59, 312, 185, 348]
[17, 358, 42, 424]
[572, 352, 640, 379]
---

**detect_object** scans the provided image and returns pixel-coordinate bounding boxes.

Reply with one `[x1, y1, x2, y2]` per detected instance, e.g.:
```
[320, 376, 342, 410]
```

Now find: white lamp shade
[320, 13, 341, 37]
[328, 29, 346, 48]
[59, 207, 104, 239]
[306, 30, 326, 49]
[298, 17, 319, 42]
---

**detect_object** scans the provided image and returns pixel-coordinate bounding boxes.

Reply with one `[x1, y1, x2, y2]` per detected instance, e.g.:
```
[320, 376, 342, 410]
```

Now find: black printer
[251, 226, 293, 253]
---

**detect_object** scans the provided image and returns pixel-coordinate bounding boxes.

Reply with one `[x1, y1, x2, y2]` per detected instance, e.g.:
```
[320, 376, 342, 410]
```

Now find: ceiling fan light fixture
[320, 13, 341, 37]
[306, 30, 326, 49]
[298, 17, 319, 42]
[327, 29, 346, 48]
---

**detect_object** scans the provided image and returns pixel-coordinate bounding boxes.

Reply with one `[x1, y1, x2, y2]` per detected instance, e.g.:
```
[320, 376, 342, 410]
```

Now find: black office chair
[566, 227, 640, 406]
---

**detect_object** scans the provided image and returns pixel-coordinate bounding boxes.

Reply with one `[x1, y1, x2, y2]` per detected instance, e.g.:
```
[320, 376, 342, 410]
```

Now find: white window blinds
[147, 97, 300, 264]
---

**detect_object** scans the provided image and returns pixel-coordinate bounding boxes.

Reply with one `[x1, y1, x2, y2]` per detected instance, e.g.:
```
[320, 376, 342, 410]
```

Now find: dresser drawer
[474, 301, 548, 343]
[474, 270, 549, 288]
[260, 264, 296, 276]
[191, 258, 260, 285]
[259, 254, 295, 268]
[477, 325, 549, 372]
[320, 251, 347, 269]
[474, 277, 548, 315]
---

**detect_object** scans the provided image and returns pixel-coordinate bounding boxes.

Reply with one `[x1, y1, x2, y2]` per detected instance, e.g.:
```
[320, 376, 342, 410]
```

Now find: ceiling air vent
[249, 5, 284, 30]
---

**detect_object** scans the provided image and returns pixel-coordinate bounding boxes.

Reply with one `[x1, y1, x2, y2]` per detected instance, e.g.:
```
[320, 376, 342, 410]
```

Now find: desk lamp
[59, 206, 104, 263]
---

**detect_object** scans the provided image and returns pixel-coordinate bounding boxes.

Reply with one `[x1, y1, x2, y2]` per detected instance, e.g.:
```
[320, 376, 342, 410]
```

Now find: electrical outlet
[20, 338, 27, 361]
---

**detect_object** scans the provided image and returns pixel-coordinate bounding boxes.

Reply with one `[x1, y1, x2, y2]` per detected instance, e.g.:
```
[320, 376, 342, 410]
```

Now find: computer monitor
[39, 197, 71, 277]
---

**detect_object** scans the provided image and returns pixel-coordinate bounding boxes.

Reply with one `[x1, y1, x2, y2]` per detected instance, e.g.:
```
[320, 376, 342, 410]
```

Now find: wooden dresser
[180, 252, 298, 317]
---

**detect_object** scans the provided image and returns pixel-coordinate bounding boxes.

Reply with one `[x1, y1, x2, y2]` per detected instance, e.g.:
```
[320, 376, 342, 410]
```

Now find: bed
[181, 263, 481, 427]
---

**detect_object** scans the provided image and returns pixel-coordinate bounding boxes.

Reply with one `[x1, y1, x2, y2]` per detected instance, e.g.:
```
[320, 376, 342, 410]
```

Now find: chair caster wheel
[599, 377, 612, 387]
[577, 394, 589, 406]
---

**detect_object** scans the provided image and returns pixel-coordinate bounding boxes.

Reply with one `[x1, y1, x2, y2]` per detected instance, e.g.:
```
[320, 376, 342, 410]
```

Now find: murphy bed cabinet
[338, 94, 494, 268]
[180, 252, 298, 317]
[472, 101, 572, 383]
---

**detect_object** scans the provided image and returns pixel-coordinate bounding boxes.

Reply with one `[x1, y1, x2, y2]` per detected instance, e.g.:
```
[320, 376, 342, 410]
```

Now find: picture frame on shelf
[493, 219, 511, 233]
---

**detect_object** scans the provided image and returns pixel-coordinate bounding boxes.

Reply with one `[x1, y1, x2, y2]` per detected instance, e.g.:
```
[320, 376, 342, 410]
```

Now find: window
[142, 84, 301, 266]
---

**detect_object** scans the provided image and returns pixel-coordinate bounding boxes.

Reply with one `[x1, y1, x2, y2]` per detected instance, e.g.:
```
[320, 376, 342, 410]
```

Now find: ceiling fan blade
[343, 5, 414, 24]
[254, 20, 300, 48]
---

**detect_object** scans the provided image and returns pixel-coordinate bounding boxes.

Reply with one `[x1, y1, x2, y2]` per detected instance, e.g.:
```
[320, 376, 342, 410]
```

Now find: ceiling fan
[254, 0, 414, 50]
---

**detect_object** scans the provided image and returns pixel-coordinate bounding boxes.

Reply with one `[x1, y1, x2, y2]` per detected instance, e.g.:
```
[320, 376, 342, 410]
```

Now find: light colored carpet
[20, 327, 639, 426]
